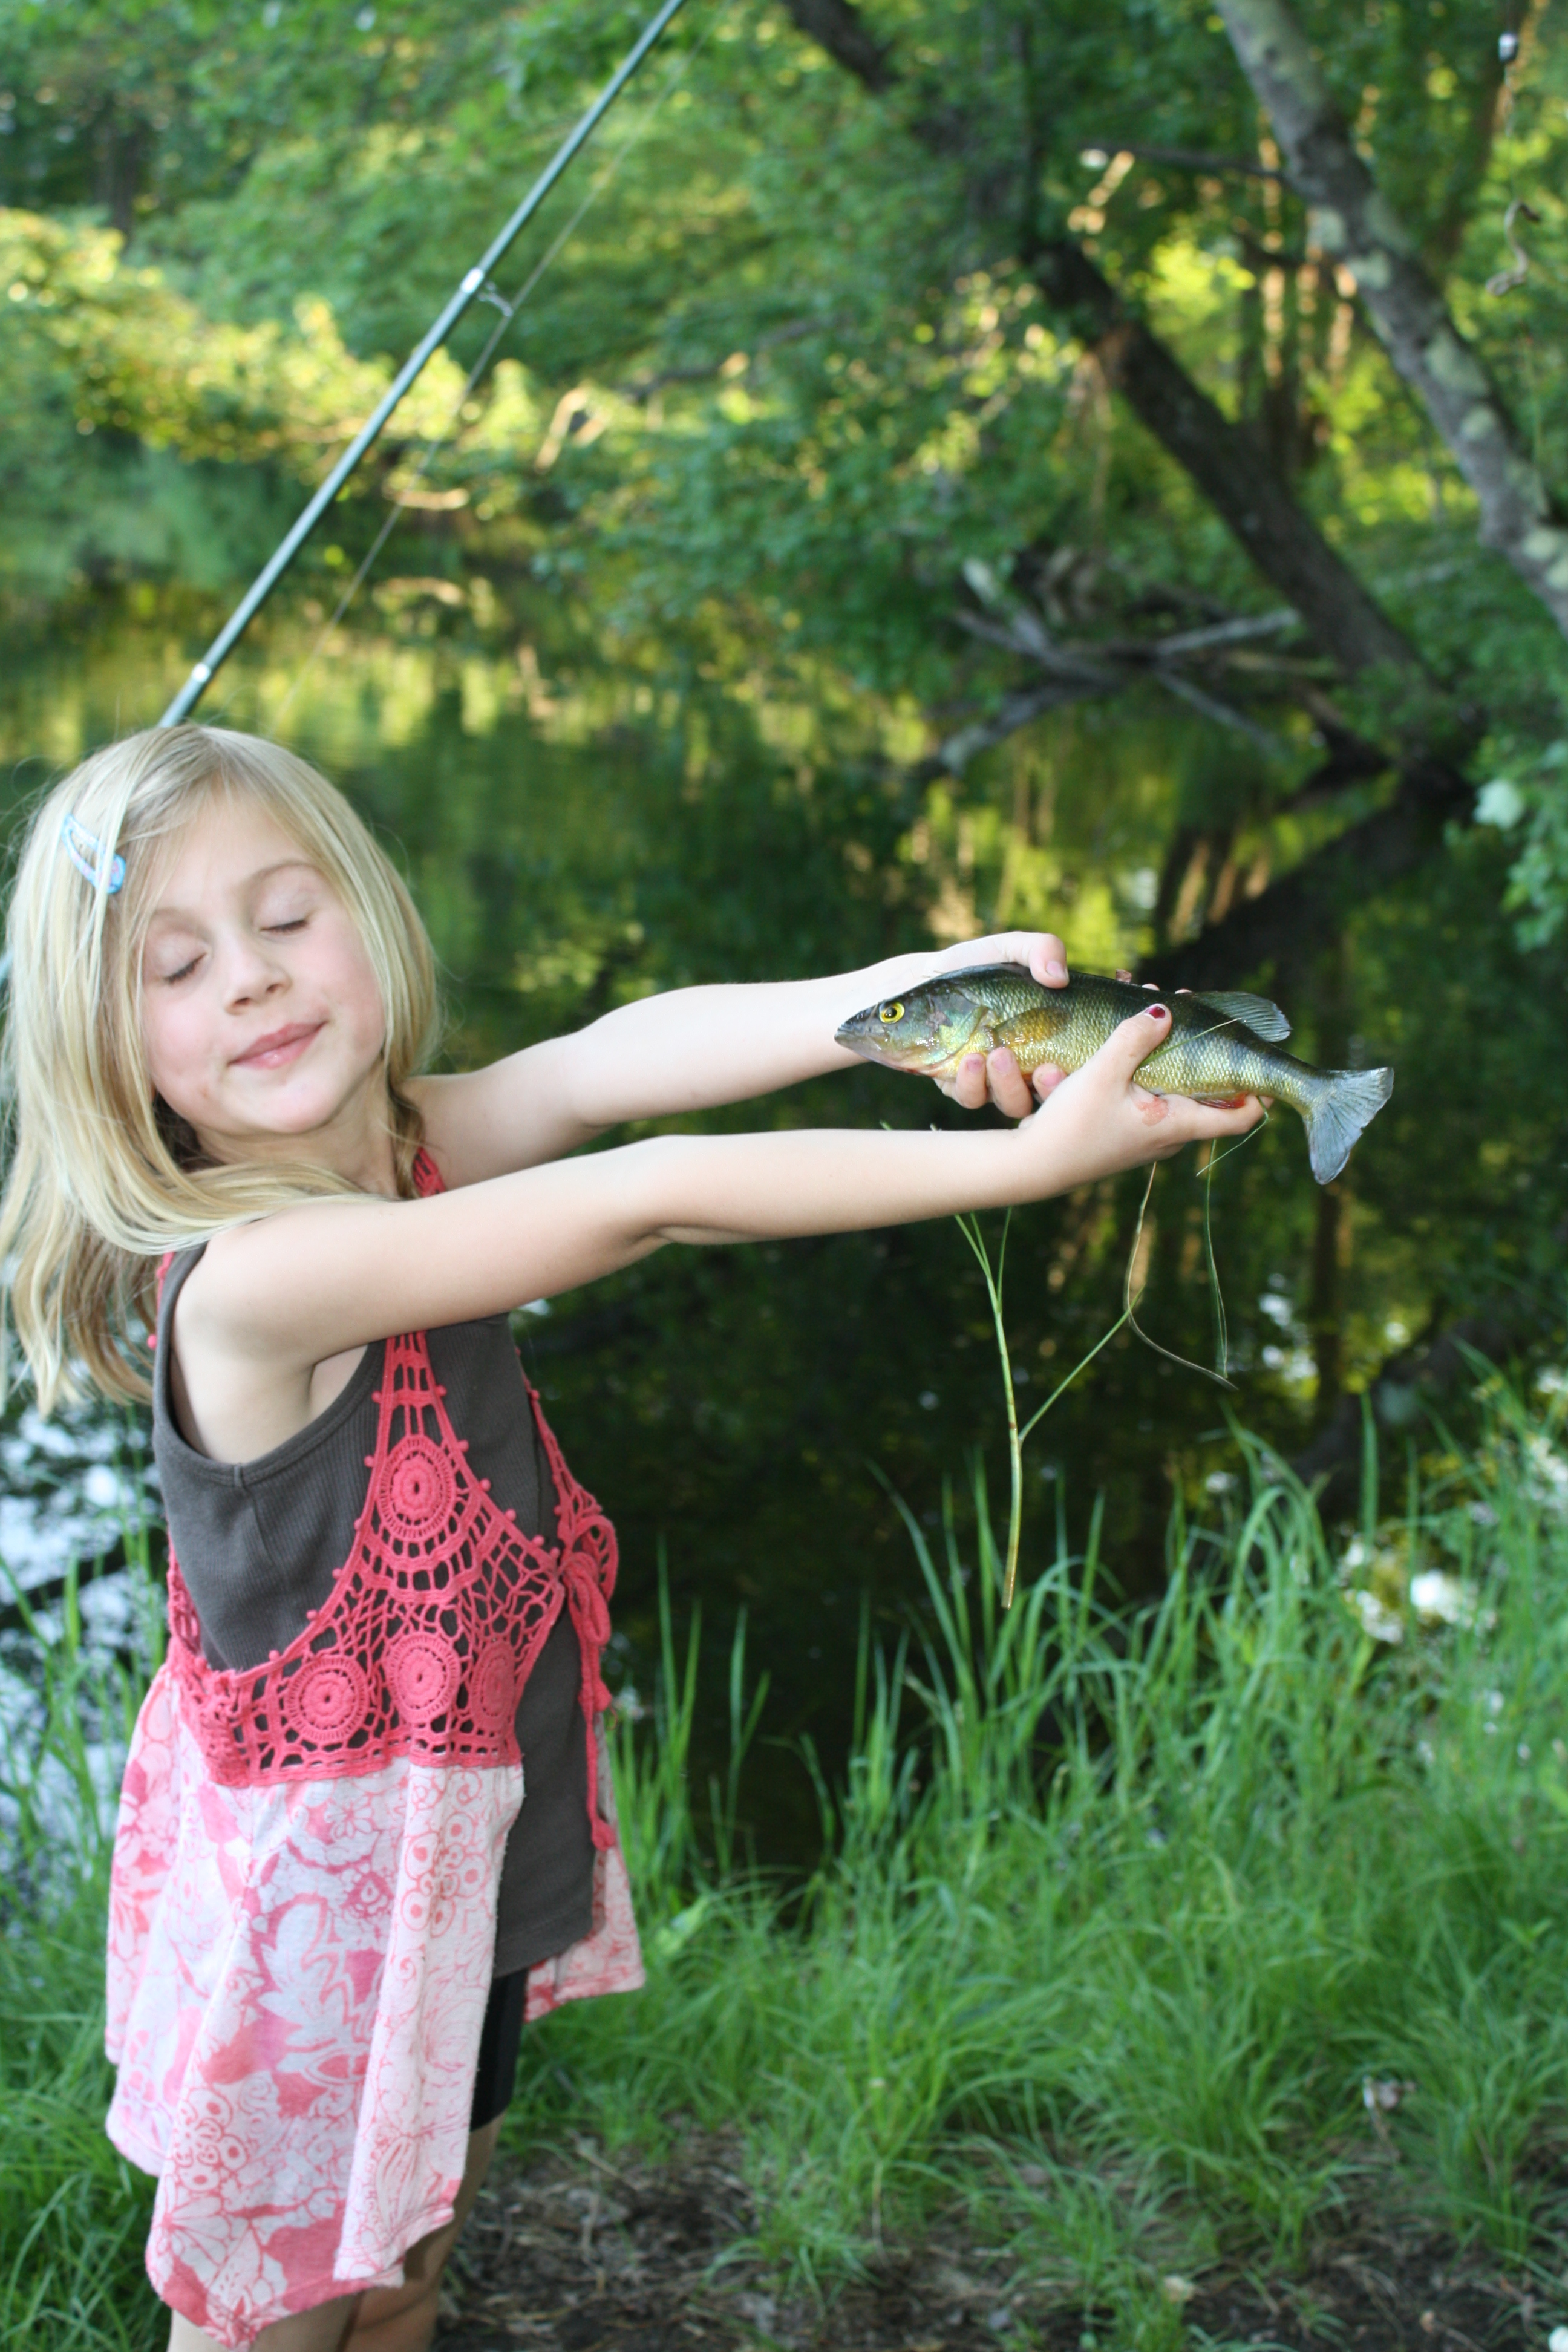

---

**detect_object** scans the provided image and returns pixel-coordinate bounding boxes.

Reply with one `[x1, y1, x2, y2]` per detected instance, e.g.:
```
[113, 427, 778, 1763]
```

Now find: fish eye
[878, 1001, 905, 1023]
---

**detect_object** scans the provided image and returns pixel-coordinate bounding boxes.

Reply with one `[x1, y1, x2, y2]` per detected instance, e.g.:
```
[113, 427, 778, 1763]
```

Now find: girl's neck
[199, 1074, 402, 1199]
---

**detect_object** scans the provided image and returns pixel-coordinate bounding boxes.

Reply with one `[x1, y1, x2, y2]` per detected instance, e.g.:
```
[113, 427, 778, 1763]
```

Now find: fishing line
[1197, 1106, 1270, 1383]
[1122, 1002, 1270, 1387]
[273, 0, 728, 725]
[965, 1104, 1266, 1607]
[1121, 1163, 1235, 1394]
[158, 0, 693, 727]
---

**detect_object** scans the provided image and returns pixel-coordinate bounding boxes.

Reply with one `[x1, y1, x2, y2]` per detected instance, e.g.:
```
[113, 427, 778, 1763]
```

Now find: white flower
[1409, 1571, 1476, 1627]
[1476, 778, 1526, 829]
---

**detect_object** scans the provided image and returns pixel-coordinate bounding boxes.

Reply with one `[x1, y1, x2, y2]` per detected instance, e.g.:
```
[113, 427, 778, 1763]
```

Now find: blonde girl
[0, 724, 1259, 2352]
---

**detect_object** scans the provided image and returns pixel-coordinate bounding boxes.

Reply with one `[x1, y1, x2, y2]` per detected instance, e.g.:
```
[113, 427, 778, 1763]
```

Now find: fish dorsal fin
[1186, 989, 1290, 1043]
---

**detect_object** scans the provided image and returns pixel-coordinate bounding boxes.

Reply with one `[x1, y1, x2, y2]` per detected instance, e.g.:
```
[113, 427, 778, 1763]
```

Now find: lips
[230, 1021, 322, 1071]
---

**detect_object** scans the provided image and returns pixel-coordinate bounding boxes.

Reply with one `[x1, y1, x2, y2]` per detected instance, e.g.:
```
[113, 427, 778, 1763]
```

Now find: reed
[6, 1382, 1568, 2346]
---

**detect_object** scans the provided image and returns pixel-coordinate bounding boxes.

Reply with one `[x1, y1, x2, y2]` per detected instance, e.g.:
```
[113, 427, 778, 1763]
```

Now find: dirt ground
[435, 2132, 1552, 2352]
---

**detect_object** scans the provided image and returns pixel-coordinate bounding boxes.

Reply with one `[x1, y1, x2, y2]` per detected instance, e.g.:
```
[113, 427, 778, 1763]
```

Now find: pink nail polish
[1151, 1003, 1169, 1021]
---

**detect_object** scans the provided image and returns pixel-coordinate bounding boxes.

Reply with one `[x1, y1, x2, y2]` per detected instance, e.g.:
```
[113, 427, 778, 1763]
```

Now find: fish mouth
[835, 1010, 941, 1069]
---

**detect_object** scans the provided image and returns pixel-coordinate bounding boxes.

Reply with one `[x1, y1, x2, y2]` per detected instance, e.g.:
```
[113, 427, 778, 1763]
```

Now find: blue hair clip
[60, 811, 125, 896]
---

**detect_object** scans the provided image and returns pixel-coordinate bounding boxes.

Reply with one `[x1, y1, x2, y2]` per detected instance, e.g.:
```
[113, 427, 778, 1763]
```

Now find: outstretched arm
[412, 930, 1070, 1184]
[178, 1005, 1258, 1463]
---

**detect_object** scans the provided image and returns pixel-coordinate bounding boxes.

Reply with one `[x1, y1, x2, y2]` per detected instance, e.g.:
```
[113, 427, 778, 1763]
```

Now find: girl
[0, 724, 1259, 2352]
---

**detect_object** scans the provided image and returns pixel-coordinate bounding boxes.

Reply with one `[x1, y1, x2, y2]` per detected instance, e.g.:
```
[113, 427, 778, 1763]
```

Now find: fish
[835, 965, 1393, 1185]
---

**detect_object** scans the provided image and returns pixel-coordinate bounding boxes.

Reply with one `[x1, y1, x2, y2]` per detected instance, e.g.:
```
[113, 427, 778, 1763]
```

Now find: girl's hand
[929, 929, 1070, 1119]
[1019, 1002, 1263, 1191]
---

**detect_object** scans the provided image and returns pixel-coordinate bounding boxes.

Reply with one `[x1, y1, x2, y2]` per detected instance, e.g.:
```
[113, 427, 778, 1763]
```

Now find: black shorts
[469, 1968, 528, 2130]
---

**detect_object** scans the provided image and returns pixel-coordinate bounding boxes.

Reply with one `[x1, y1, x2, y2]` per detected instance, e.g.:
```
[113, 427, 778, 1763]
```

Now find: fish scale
[981, 973, 1286, 1098]
[835, 965, 1395, 1186]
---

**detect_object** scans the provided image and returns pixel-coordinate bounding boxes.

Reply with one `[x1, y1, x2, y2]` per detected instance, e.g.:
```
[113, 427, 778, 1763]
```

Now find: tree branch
[951, 573, 1301, 766]
[778, 0, 897, 91]
[1035, 241, 1423, 683]
[926, 682, 1102, 776]
[778, 0, 1426, 691]
[780, 0, 1480, 966]
[1216, 0, 1568, 642]
[1152, 665, 1293, 758]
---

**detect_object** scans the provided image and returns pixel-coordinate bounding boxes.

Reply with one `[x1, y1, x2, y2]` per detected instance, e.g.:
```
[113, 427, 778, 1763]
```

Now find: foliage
[0, 1534, 163, 2351]
[561, 1387, 1568, 2301]
[11, 1387, 1568, 2342]
[2, 0, 1567, 714]
[10, 0, 1568, 900]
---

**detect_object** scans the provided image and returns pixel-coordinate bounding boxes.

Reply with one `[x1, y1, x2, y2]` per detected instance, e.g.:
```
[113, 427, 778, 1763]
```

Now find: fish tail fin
[1304, 1066, 1394, 1184]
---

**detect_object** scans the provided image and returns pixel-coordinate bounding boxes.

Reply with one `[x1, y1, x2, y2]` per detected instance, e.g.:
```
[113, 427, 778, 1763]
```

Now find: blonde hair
[0, 725, 438, 1410]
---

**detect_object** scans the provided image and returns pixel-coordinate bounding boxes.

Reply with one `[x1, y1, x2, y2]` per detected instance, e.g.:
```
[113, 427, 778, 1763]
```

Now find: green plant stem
[955, 1210, 1024, 1606]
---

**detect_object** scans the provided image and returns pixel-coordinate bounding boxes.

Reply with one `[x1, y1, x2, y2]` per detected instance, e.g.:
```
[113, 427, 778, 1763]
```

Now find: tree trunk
[780, 0, 1480, 982]
[1034, 241, 1420, 682]
[1216, 0, 1568, 643]
[779, 0, 1427, 687]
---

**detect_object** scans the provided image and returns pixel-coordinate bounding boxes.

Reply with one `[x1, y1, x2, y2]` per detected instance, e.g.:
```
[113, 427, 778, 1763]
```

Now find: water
[2, 580, 1564, 1843]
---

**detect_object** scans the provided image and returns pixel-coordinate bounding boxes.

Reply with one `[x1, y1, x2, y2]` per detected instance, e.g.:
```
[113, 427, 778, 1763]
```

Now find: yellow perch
[836, 965, 1393, 1184]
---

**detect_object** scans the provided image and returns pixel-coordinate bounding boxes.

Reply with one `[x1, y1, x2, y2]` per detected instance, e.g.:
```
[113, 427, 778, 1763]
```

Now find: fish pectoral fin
[994, 1017, 1047, 1060]
[936, 1027, 995, 1077]
[1191, 990, 1290, 1042]
[1195, 1093, 1249, 1109]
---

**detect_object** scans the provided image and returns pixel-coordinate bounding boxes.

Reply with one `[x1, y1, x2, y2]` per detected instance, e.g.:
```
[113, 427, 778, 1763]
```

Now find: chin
[241, 1091, 356, 1142]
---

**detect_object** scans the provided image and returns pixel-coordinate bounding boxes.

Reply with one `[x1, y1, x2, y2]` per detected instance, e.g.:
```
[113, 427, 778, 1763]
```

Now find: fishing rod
[159, 0, 688, 727]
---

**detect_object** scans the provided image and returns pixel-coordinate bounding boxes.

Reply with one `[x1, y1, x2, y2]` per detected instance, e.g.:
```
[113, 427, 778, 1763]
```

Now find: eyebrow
[145, 857, 322, 926]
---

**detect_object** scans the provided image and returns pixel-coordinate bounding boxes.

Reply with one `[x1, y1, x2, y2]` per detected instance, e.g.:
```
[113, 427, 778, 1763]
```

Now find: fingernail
[1150, 1003, 1169, 1021]
[1046, 960, 1067, 982]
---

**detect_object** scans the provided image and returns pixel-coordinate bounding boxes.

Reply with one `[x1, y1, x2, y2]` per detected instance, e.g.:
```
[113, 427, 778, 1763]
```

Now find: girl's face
[139, 795, 390, 1173]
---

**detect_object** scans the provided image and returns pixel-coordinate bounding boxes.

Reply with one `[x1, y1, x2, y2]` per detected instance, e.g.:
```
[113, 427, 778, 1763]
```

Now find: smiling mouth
[232, 1022, 322, 1071]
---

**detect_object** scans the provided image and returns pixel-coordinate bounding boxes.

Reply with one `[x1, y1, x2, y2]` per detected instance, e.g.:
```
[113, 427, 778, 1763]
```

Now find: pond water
[2, 577, 1564, 1847]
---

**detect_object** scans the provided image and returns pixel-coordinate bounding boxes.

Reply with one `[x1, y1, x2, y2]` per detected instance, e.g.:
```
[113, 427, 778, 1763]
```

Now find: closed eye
[265, 917, 309, 935]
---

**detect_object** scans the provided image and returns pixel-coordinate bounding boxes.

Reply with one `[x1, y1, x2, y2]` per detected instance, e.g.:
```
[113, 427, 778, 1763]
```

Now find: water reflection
[2, 586, 1564, 1841]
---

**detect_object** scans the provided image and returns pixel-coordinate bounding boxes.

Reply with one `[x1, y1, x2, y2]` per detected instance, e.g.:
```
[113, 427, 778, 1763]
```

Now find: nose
[218, 925, 290, 1011]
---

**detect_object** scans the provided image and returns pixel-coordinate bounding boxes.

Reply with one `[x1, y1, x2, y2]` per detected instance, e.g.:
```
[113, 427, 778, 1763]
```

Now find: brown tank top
[152, 1246, 594, 1979]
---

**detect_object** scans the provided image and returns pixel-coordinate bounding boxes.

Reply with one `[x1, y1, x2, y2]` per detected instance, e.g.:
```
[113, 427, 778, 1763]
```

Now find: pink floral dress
[105, 1164, 642, 2347]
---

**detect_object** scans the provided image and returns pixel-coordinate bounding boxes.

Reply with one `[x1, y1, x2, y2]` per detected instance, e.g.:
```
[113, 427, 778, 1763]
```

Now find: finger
[1026, 934, 1070, 988]
[986, 1046, 1036, 1120]
[1115, 969, 1132, 984]
[1099, 1002, 1172, 1077]
[1151, 1091, 1266, 1142]
[1032, 1062, 1067, 1099]
[950, 1052, 989, 1111]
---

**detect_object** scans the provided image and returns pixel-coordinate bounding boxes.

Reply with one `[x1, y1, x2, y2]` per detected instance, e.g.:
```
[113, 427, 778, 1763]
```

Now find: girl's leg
[165, 2120, 503, 2352]
[342, 2117, 503, 2352]
[168, 2298, 363, 2352]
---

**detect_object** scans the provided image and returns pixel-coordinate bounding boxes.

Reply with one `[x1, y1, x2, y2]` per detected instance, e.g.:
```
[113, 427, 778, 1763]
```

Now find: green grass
[8, 1382, 1568, 2346]
[1, 1545, 163, 2348]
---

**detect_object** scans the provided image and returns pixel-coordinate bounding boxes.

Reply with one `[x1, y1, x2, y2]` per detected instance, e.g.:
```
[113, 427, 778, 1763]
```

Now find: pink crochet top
[105, 1153, 643, 2348]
